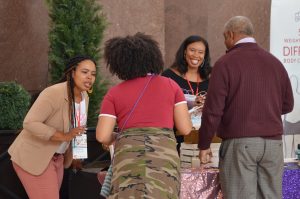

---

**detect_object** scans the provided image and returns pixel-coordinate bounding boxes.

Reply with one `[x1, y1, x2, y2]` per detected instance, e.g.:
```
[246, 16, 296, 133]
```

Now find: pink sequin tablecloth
[97, 164, 299, 199]
[180, 168, 223, 199]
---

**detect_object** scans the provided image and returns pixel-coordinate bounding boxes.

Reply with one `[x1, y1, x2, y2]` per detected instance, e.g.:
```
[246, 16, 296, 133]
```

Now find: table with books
[97, 131, 300, 199]
[179, 132, 300, 199]
[179, 140, 222, 199]
[180, 161, 300, 199]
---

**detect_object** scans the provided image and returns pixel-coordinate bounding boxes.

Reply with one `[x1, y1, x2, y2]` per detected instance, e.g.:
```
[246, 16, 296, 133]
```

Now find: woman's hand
[101, 132, 118, 150]
[50, 126, 87, 142]
[71, 159, 83, 172]
[64, 126, 87, 141]
[195, 93, 206, 110]
[102, 143, 110, 151]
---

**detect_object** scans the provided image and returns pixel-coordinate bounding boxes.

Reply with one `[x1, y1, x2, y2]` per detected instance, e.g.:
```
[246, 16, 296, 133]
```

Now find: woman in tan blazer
[8, 55, 97, 199]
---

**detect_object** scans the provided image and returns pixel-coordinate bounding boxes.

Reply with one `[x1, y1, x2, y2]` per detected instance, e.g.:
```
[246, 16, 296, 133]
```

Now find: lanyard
[185, 75, 200, 96]
[75, 103, 81, 127]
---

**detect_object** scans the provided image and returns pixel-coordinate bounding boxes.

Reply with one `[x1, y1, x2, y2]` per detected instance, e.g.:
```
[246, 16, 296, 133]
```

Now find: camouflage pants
[109, 127, 180, 199]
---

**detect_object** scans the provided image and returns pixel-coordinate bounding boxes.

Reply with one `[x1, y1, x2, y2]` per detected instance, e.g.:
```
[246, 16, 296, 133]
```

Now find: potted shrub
[46, 1, 109, 198]
[0, 81, 31, 199]
[46, 0, 109, 161]
[0, 81, 31, 154]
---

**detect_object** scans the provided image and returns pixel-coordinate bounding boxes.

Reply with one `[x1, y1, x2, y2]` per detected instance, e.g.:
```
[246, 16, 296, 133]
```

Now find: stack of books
[180, 143, 221, 168]
[180, 143, 199, 168]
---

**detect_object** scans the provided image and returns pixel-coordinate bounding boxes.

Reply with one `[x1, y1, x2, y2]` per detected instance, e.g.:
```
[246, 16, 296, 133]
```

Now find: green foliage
[0, 82, 31, 130]
[46, 0, 108, 126]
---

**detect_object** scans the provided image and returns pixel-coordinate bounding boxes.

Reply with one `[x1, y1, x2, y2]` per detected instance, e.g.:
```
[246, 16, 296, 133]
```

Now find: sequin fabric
[98, 164, 300, 198]
[282, 162, 300, 199]
[180, 167, 223, 199]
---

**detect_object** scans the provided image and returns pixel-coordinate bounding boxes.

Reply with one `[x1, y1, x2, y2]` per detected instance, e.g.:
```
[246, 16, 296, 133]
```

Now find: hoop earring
[88, 87, 93, 94]
[200, 59, 205, 68]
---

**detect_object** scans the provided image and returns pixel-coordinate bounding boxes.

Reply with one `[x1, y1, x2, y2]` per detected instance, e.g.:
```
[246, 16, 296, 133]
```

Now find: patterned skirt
[108, 127, 180, 199]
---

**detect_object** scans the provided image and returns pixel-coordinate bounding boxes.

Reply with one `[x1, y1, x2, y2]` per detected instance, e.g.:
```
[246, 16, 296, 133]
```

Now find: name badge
[72, 134, 88, 159]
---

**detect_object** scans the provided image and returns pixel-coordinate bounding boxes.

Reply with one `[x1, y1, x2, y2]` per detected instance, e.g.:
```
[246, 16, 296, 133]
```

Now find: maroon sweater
[198, 43, 294, 150]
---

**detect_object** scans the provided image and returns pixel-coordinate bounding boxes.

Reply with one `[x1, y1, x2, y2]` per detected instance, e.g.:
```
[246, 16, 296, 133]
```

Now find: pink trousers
[12, 154, 64, 199]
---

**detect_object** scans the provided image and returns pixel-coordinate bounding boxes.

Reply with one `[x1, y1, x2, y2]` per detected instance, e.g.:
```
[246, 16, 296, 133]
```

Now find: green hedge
[0, 82, 31, 130]
[46, 0, 108, 126]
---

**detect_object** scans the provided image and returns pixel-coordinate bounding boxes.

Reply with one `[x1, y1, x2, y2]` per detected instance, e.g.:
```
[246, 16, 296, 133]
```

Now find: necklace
[184, 74, 200, 96]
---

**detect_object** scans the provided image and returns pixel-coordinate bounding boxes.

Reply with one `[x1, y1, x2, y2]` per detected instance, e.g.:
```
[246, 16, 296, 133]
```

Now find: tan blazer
[8, 82, 89, 175]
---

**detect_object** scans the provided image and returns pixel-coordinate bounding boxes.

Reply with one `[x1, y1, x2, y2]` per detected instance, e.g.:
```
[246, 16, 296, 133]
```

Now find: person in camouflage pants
[110, 128, 180, 199]
[96, 33, 192, 199]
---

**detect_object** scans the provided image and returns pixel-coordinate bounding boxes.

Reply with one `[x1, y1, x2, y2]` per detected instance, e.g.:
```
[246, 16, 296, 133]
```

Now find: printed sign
[271, 0, 300, 159]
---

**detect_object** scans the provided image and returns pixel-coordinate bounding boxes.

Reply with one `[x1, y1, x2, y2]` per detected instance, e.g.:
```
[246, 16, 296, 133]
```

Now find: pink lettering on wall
[283, 46, 300, 56]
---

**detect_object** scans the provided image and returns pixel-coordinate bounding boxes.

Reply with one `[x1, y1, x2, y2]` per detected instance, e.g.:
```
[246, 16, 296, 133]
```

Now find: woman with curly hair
[96, 32, 192, 198]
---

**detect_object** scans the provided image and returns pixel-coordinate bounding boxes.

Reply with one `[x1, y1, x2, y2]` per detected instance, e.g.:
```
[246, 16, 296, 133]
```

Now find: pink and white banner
[270, 0, 300, 159]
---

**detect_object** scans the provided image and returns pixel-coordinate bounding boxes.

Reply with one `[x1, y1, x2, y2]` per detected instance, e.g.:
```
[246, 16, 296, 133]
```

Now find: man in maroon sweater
[198, 16, 294, 199]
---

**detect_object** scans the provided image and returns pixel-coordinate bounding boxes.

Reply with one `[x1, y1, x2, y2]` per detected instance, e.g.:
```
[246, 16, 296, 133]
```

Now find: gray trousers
[219, 137, 283, 199]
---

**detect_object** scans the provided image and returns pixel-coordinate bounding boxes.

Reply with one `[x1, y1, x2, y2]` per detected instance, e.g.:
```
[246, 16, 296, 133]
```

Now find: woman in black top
[162, 35, 212, 152]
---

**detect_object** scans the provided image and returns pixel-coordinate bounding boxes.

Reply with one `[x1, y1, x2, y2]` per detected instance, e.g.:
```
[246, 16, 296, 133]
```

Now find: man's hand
[199, 148, 212, 164]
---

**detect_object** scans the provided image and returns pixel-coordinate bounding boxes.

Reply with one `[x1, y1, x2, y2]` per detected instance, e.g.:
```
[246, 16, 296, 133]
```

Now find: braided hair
[60, 55, 96, 127]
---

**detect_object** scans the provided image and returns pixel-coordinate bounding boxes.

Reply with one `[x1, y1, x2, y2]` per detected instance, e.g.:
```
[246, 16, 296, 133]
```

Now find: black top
[161, 68, 210, 151]
[161, 68, 209, 96]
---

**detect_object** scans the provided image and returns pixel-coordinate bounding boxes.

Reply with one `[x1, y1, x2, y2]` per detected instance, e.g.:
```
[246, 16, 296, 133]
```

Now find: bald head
[224, 16, 254, 36]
